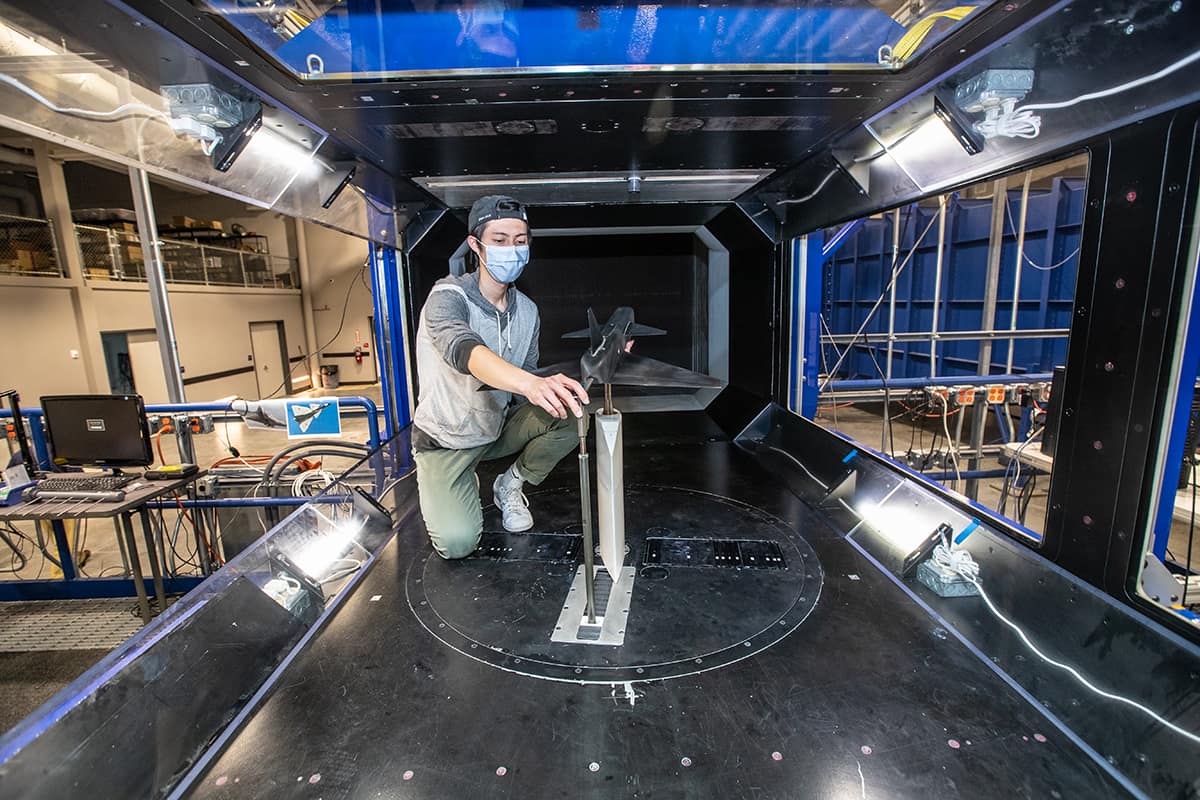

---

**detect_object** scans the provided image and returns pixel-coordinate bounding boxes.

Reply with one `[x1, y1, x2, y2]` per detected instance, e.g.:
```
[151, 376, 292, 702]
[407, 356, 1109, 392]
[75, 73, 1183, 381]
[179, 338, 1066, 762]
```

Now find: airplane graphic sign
[285, 399, 342, 439]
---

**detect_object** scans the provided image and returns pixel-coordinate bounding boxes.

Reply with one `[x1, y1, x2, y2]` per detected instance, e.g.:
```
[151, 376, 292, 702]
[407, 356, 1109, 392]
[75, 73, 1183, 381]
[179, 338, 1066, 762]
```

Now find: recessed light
[234, 59, 249, 67]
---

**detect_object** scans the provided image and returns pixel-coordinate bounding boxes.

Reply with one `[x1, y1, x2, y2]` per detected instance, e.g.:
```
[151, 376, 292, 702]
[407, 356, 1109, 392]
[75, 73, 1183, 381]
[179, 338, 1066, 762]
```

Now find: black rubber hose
[260, 440, 369, 489]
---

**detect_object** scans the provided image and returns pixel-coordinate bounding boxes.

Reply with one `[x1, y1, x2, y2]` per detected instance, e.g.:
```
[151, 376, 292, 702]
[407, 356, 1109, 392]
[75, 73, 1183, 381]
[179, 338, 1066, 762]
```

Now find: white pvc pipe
[1006, 172, 1032, 373]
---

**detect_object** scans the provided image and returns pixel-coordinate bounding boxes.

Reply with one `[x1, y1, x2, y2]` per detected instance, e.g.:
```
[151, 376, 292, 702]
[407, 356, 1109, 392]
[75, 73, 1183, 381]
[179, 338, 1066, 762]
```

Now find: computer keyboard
[35, 475, 136, 493]
[27, 474, 137, 502]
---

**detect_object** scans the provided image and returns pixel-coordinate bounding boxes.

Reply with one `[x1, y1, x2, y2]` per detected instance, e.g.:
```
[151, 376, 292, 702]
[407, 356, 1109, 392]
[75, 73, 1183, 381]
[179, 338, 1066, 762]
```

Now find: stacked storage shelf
[823, 178, 1084, 382]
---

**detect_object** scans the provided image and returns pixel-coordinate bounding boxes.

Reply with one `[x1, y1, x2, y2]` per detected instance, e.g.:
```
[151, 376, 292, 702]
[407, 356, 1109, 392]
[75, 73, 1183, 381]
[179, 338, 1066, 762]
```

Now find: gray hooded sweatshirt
[413, 271, 539, 450]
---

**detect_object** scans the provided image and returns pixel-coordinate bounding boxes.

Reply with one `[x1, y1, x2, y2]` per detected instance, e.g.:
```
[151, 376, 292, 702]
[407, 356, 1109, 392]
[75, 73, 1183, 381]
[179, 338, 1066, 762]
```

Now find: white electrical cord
[933, 538, 1200, 746]
[937, 394, 962, 491]
[292, 469, 336, 497]
[778, 168, 839, 205]
[1004, 201, 1081, 272]
[0, 72, 169, 121]
[978, 48, 1200, 141]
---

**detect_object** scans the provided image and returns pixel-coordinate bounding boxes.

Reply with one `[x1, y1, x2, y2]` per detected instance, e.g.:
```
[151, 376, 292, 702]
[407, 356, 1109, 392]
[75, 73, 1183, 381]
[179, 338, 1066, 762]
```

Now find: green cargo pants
[413, 402, 582, 559]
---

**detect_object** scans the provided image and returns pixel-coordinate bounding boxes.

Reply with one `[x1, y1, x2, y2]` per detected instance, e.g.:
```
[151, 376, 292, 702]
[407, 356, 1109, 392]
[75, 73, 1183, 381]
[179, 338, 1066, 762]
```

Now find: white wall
[0, 278, 305, 404]
[0, 281, 90, 400]
[303, 221, 378, 385]
[88, 284, 306, 401]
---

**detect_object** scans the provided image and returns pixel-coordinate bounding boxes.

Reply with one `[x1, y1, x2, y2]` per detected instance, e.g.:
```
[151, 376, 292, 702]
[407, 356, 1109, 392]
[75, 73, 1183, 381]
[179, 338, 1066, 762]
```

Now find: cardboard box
[171, 215, 197, 229]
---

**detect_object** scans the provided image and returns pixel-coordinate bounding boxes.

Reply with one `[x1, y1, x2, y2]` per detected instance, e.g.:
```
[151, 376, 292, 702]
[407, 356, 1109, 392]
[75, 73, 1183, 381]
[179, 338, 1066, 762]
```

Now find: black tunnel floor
[187, 412, 1127, 799]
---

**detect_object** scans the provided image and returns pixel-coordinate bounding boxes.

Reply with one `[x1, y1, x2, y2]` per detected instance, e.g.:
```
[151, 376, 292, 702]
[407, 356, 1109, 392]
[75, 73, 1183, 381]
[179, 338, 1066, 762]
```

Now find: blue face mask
[483, 244, 530, 283]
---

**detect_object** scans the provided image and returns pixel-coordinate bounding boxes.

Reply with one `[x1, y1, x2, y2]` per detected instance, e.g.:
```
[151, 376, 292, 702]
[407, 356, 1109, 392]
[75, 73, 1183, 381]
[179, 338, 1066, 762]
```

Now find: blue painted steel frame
[789, 234, 825, 418]
[1150, 233, 1200, 559]
[369, 245, 413, 437]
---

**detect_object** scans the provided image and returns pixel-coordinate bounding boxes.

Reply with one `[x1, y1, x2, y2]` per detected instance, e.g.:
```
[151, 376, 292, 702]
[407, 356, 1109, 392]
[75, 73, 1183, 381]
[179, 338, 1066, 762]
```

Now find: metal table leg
[120, 514, 152, 623]
[137, 509, 168, 613]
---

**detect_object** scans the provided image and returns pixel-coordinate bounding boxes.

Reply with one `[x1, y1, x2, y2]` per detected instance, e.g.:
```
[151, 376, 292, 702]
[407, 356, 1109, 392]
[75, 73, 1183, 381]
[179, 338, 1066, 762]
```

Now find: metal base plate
[550, 565, 635, 646]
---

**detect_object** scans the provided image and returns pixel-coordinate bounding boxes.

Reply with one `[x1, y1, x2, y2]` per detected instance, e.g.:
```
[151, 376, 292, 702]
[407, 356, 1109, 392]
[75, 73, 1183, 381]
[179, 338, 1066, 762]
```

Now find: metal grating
[0, 599, 143, 652]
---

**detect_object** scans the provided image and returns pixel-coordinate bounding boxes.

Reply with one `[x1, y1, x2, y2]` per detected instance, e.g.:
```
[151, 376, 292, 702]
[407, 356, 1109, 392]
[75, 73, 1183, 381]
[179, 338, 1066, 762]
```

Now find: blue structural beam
[1150, 245, 1200, 559]
[1, 397, 384, 455]
[828, 372, 1053, 392]
[369, 245, 412, 437]
[821, 218, 866, 262]
[790, 233, 825, 419]
[0, 576, 204, 602]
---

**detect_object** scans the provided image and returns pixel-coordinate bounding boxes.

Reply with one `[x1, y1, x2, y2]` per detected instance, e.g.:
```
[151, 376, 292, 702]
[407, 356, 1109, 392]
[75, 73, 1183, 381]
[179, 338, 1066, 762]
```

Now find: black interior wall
[1044, 102, 1200, 617]
[521, 234, 698, 370]
[405, 221, 702, 393]
[705, 205, 783, 406]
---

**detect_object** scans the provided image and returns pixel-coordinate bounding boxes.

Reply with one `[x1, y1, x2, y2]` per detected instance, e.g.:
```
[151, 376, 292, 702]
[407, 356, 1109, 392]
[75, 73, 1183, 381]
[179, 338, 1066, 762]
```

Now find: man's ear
[466, 235, 483, 258]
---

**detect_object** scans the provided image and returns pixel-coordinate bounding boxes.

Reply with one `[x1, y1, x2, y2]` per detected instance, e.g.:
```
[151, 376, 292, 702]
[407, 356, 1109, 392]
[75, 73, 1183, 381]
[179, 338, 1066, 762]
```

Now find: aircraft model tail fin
[608, 354, 724, 389]
[587, 308, 602, 350]
[561, 308, 605, 350]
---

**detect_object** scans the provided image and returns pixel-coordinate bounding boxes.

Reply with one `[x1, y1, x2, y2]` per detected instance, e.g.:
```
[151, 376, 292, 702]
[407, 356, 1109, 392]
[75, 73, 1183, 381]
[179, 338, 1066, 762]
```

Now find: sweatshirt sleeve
[423, 288, 485, 374]
[522, 312, 540, 372]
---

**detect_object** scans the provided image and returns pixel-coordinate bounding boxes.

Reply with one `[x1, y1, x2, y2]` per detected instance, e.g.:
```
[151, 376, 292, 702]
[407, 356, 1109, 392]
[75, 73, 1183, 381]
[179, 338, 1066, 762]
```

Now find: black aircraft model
[538, 306, 723, 392]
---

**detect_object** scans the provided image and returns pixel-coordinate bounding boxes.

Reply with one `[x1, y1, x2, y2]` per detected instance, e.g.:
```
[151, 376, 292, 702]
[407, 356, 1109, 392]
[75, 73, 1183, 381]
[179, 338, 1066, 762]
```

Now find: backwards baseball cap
[468, 195, 528, 237]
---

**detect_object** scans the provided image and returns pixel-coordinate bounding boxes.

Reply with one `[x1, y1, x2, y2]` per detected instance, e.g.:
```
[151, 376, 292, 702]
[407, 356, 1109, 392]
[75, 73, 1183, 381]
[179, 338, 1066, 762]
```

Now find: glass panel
[198, 0, 993, 79]
[1139, 179, 1200, 630]
[812, 153, 1088, 543]
[0, 11, 396, 245]
[0, 430, 414, 798]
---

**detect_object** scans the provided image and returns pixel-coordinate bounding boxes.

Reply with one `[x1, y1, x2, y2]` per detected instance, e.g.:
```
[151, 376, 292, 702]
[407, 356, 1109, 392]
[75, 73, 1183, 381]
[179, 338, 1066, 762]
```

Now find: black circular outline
[405, 484, 824, 684]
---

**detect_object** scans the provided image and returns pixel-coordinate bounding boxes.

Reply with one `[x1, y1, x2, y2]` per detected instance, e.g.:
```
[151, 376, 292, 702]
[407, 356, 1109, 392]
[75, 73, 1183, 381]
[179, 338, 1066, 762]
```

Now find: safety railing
[75, 225, 298, 288]
[0, 213, 63, 277]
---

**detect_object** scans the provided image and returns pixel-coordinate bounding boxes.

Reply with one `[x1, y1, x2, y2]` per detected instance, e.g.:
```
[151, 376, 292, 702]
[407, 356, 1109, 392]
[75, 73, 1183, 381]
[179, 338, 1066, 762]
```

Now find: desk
[999, 440, 1054, 473]
[0, 472, 206, 622]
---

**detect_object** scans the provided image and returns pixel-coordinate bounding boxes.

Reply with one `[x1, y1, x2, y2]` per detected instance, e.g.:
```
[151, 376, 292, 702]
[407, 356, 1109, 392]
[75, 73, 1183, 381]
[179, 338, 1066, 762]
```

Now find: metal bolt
[1093, 440, 1103, 450]
[1114, 278, 1126, 289]
[1171, 1, 1182, 11]
[1103, 362, 1115, 372]
[1083, 515, 1094, 526]
[1125, 190, 1137, 202]
[1124, 23, 1135, 33]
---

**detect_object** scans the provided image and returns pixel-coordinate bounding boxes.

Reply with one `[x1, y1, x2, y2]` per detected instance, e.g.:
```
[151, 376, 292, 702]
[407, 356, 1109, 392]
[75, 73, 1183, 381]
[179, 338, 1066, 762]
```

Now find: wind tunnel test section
[0, 0, 1199, 798]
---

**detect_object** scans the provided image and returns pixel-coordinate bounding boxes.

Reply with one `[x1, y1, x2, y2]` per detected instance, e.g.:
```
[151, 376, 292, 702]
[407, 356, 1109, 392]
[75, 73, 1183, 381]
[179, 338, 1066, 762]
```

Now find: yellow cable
[892, 6, 978, 64]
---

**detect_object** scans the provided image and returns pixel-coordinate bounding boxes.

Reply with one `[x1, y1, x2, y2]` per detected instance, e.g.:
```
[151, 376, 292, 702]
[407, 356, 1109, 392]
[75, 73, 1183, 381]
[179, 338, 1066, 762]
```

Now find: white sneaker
[493, 466, 533, 532]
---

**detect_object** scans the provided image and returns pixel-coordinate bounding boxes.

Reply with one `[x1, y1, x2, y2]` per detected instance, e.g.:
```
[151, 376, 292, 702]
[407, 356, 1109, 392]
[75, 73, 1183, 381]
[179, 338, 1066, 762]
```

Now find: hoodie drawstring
[496, 310, 511, 354]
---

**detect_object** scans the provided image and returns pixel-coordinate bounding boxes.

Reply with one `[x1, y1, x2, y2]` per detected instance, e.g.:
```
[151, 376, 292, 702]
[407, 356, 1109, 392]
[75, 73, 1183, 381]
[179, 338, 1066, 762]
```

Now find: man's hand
[520, 373, 590, 419]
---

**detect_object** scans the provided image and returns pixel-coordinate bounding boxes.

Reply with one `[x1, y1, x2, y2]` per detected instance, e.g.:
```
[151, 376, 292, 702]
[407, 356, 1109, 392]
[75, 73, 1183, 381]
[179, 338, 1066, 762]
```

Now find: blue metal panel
[822, 182, 1083, 384]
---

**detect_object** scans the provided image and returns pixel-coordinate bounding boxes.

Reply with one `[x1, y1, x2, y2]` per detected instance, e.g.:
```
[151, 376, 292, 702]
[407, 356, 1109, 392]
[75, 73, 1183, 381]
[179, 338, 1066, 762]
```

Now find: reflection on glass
[813, 154, 1088, 544]
[199, 0, 993, 78]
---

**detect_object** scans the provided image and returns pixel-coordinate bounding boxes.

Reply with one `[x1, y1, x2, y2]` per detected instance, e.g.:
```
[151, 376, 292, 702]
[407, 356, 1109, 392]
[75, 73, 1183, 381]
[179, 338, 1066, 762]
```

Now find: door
[126, 330, 171, 403]
[250, 321, 288, 399]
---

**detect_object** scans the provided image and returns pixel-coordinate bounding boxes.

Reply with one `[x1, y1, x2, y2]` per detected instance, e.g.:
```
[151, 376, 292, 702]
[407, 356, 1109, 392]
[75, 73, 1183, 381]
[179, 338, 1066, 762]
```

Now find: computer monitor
[39, 394, 154, 470]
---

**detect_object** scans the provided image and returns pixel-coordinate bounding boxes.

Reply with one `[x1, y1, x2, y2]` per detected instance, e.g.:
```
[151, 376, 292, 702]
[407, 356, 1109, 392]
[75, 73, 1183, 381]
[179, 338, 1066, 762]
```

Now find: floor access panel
[188, 414, 1127, 799]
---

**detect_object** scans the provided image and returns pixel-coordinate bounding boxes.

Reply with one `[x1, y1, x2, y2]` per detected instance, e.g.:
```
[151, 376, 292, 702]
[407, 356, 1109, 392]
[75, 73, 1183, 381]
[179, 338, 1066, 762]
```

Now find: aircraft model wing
[607, 354, 724, 388]
[528, 360, 584, 382]
[627, 323, 667, 337]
